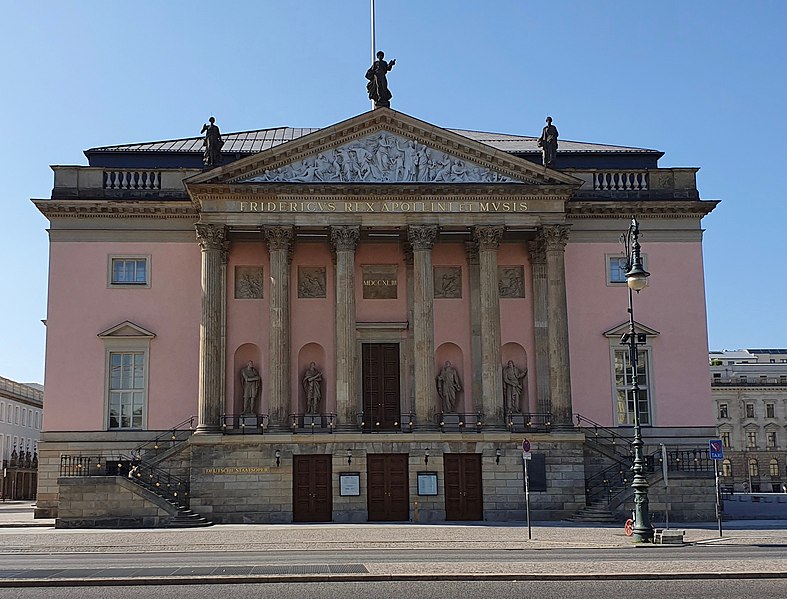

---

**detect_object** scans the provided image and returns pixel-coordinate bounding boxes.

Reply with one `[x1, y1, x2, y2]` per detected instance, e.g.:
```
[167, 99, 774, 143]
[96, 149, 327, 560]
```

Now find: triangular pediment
[186, 108, 579, 187]
[98, 321, 156, 339]
[603, 321, 660, 339]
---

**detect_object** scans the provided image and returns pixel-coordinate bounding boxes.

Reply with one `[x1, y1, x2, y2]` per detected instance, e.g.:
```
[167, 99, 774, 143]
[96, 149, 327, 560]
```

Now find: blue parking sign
[709, 439, 724, 460]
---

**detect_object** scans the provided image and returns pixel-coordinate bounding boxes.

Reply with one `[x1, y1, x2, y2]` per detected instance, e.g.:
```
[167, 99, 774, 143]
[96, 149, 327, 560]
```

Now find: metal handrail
[434, 412, 485, 433]
[575, 414, 633, 459]
[289, 413, 336, 433]
[506, 412, 551, 433]
[220, 413, 269, 434]
[130, 416, 195, 459]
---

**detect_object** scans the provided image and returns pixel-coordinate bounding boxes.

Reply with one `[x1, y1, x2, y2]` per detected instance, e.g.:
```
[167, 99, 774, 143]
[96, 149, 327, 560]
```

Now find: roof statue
[537, 116, 558, 167]
[366, 51, 396, 109]
[201, 116, 224, 167]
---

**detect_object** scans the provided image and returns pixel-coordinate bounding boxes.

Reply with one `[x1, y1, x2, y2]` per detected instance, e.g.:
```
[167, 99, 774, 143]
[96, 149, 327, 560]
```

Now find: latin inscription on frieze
[362, 265, 398, 299]
[235, 200, 530, 213]
[434, 267, 462, 299]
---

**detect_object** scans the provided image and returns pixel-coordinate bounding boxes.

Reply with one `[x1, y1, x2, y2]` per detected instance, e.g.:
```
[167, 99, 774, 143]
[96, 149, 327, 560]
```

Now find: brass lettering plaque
[362, 265, 398, 299]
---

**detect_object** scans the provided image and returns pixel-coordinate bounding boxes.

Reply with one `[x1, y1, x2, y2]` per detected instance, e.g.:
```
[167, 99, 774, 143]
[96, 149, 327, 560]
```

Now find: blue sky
[1, 0, 786, 384]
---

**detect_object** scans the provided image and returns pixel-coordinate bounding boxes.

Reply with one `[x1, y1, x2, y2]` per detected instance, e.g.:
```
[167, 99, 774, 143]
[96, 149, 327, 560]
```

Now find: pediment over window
[186, 108, 580, 187]
[603, 321, 660, 338]
[743, 422, 761, 431]
[98, 321, 156, 339]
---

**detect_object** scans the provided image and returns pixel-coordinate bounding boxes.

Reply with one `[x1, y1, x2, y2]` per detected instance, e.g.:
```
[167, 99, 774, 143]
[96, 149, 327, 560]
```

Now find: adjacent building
[0, 376, 43, 499]
[34, 108, 718, 525]
[711, 349, 787, 493]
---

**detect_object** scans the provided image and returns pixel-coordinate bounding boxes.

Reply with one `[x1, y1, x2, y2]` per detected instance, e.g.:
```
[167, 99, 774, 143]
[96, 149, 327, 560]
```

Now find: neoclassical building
[35, 109, 717, 525]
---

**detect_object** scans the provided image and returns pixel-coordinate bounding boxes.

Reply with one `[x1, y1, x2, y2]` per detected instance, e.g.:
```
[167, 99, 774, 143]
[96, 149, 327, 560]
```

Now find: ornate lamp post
[621, 217, 654, 543]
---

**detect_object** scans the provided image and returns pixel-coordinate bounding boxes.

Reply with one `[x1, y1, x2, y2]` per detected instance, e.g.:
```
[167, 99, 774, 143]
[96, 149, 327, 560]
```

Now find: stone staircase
[168, 508, 213, 528]
[569, 500, 618, 523]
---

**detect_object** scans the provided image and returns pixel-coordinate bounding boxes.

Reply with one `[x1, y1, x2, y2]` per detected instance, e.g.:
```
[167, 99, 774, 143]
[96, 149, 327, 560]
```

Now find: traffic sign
[708, 439, 724, 460]
[522, 438, 531, 453]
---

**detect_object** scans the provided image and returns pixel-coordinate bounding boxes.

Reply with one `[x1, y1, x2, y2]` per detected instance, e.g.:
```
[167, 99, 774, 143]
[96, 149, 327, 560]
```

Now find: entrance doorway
[361, 343, 401, 431]
[444, 453, 483, 521]
[366, 453, 409, 521]
[292, 454, 332, 522]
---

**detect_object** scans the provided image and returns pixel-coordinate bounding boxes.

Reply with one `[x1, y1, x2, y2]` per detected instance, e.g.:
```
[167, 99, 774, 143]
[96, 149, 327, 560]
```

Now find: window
[749, 459, 759, 477]
[739, 376, 748, 383]
[109, 256, 149, 286]
[718, 403, 728, 419]
[613, 348, 651, 426]
[607, 256, 629, 284]
[0, 402, 3, 421]
[108, 352, 145, 429]
[767, 431, 777, 449]
[713, 372, 721, 379]
[780, 376, 787, 384]
[721, 431, 731, 448]
[14, 406, 19, 425]
[770, 459, 780, 477]
[746, 431, 758, 449]
[721, 459, 732, 477]
[746, 403, 755, 418]
[766, 404, 775, 418]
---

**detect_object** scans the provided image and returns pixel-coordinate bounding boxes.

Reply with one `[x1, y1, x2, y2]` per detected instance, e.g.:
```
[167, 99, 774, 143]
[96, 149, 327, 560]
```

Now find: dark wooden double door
[362, 343, 400, 431]
[293, 455, 332, 522]
[367, 454, 409, 521]
[444, 454, 483, 521]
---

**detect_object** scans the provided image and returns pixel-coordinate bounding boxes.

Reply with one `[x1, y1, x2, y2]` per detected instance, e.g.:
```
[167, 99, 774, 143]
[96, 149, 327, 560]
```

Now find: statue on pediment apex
[366, 51, 396, 108]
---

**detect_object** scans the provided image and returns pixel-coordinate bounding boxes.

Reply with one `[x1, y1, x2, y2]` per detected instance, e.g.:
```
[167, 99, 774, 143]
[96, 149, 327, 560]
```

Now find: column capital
[330, 225, 360, 252]
[264, 225, 294, 252]
[527, 236, 547, 264]
[541, 224, 571, 250]
[196, 223, 227, 251]
[407, 225, 438, 250]
[473, 225, 504, 250]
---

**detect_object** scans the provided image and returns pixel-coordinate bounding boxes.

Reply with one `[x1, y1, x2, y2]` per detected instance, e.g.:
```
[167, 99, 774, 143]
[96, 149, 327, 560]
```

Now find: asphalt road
[3, 580, 787, 599]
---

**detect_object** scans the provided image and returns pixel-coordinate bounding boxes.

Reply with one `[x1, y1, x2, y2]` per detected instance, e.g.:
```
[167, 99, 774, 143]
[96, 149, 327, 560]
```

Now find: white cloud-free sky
[2, 0, 786, 384]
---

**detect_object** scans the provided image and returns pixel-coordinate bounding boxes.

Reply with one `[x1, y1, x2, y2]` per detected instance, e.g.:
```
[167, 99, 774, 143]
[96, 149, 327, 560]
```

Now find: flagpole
[371, 0, 376, 109]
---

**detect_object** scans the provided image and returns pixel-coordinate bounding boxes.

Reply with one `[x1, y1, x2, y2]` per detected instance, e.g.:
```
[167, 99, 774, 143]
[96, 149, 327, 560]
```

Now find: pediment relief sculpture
[242, 131, 524, 184]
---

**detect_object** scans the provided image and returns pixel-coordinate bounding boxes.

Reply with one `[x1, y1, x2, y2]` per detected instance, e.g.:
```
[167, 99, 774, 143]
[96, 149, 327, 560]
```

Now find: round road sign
[522, 438, 531, 453]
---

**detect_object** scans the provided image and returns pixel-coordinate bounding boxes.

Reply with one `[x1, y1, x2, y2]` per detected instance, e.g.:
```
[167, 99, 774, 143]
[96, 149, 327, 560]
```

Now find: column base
[194, 424, 222, 435]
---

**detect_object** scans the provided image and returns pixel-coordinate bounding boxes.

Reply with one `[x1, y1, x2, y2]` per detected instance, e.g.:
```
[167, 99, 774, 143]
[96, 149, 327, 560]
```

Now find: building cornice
[567, 200, 718, 218]
[33, 200, 199, 219]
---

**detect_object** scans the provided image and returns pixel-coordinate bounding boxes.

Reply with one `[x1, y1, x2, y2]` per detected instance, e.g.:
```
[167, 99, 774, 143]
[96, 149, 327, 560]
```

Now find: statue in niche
[201, 116, 224, 167]
[436, 361, 462, 413]
[240, 361, 261, 414]
[302, 362, 323, 414]
[366, 51, 396, 108]
[537, 116, 559, 167]
[502, 360, 527, 414]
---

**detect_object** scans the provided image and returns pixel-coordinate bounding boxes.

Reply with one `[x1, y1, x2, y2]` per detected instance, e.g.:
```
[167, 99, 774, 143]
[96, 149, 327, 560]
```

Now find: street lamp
[621, 217, 654, 543]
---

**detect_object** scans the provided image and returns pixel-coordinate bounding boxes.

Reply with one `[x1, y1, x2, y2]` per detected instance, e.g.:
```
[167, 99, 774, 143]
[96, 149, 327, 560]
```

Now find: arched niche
[435, 342, 466, 413]
[297, 343, 327, 414]
[232, 343, 261, 415]
[501, 342, 529, 413]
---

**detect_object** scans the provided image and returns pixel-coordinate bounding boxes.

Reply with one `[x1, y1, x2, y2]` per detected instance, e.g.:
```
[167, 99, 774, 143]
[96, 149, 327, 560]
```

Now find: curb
[1, 571, 786, 588]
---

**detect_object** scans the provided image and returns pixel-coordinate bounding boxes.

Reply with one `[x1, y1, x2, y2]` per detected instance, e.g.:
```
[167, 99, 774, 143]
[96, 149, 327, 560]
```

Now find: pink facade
[566, 241, 713, 427]
[44, 242, 201, 431]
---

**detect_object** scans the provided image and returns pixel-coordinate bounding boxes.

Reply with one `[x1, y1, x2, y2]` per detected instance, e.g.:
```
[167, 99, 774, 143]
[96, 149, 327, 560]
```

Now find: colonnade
[195, 223, 573, 434]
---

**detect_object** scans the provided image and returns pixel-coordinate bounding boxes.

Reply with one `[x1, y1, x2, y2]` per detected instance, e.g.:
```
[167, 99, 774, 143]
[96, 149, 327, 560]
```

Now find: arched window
[770, 459, 780, 477]
[749, 459, 759, 477]
[721, 459, 732, 477]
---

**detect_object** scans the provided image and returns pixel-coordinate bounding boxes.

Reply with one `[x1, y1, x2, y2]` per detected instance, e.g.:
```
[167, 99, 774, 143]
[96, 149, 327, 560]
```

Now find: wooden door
[293, 454, 332, 522]
[444, 453, 483, 521]
[362, 343, 401, 431]
[367, 454, 409, 521]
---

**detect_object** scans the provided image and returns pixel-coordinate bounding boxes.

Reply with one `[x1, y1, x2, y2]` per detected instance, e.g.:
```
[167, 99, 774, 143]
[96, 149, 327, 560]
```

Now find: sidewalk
[0, 501, 784, 586]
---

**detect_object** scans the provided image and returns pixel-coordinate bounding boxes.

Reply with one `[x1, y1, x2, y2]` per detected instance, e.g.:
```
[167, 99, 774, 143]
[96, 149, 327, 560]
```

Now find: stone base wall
[611, 472, 716, 522]
[56, 476, 177, 528]
[189, 432, 586, 524]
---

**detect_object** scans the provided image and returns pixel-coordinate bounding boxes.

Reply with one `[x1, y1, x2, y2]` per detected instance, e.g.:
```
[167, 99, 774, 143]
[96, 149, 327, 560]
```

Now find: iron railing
[289, 413, 336, 433]
[507, 412, 551, 433]
[575, 414, 633, 460]
[220, 413, 269, 434]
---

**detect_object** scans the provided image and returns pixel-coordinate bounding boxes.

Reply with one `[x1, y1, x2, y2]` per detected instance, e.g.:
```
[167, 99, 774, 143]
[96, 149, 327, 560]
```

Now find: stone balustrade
[51, 166, 200, 199]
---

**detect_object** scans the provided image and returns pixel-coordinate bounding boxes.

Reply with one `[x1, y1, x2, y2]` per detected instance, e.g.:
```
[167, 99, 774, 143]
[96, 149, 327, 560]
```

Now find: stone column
[195, 223, 227, 434]
[264, 226, 294, 429]
[408, 225, 438, 428]
[465, 241, 483, 413]
[528, 236, 550, 415]
[331, 226, 360, 429]
[473, 225, 505, 427]
[542, 224, 574, 429]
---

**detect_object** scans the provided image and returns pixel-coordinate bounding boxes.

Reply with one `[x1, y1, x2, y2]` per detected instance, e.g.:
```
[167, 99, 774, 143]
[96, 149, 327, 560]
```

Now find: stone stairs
[569, 501, 619, 524]
[167, 509, 213, 528]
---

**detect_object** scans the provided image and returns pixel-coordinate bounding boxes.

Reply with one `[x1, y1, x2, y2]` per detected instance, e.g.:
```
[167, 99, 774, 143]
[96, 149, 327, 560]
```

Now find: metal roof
[87, 126, 659, 155]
